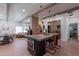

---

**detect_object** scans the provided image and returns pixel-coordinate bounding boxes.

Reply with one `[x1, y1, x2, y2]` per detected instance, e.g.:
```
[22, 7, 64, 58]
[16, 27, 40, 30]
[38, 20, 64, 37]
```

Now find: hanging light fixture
[48, 9, 51, 26]
[38, 5, 44, 32]
[47, 8, 52, 33]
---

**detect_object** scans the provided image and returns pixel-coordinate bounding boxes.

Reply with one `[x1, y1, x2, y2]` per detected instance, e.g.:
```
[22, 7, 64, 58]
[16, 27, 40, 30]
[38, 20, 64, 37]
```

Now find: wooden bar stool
[45, 38, 56, 55]
[51, 35, 61, 49]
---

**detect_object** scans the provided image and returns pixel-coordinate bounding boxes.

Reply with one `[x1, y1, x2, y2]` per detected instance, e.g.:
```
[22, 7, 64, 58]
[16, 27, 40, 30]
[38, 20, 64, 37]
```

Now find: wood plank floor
[45, 39, 79, 56]
[0, 39, 31, 56]
[0, 38, 79, 56]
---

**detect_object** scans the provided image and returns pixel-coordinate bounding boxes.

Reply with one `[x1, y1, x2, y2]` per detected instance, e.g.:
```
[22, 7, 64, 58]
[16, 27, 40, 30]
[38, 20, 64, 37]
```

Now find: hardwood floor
[45, 39, 79, 56]
[0, 38, 31, 56]
[0, 38, 79, 56]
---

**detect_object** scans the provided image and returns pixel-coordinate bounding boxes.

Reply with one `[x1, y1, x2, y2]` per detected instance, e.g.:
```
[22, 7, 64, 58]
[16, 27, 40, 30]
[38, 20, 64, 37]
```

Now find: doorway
[47, 20, 61, 39]
[69, 23, 78, 40]
[48, 20, 61, 33]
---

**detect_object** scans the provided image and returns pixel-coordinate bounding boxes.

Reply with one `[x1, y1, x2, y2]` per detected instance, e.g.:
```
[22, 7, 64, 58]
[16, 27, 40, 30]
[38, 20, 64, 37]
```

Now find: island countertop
[24, 33, 59, 41]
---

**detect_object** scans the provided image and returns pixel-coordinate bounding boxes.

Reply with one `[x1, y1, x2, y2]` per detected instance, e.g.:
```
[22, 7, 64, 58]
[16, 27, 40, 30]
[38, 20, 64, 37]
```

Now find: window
[23, 27, 27, 32]
[23, 27, 29, 32]
[16, 26, 22, 34]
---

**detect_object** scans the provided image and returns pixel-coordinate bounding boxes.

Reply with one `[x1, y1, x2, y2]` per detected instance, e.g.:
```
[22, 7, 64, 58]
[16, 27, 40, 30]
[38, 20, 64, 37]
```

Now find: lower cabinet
[27, 39, 45, 56]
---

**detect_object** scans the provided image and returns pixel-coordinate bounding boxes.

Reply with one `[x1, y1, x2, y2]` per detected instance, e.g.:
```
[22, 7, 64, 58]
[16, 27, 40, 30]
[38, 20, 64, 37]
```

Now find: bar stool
[51, 35, 61, 49]
[45, 38, 56, 55]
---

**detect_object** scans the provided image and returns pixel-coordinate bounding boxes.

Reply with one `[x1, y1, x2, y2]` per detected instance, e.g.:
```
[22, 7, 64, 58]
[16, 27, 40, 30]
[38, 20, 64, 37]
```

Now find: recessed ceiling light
[22, 9, 26, 12]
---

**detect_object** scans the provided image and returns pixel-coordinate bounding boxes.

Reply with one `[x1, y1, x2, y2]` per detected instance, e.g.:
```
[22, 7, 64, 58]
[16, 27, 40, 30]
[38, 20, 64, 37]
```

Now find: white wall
[42, 10, 79, 41]
[68, 17, 79, 40]
[0, 21, 28, 35]
[0, 17, 31, 35]
[0, 21, 18, 35]
[60, 14, 69, 41]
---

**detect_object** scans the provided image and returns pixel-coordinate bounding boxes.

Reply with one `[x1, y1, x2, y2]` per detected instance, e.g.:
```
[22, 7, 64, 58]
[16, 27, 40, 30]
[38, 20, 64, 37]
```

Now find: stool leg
[53, 35, 61, 49]
[45, 40, 56, 55]
[53, 41, 61, 49]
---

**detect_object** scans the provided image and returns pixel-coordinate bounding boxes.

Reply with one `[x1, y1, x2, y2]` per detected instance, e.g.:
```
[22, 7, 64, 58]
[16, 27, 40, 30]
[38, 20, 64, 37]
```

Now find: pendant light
[48, 9, 51, 26]
[47, 9, 52, 33]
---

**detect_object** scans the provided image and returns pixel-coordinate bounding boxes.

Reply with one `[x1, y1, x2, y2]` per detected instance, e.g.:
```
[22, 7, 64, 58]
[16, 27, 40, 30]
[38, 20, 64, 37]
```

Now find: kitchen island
[25, 33, 59, 56]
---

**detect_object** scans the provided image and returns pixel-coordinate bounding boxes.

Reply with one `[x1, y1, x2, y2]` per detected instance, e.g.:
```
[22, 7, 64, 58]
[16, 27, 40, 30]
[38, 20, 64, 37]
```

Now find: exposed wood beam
[32, 3, 57, 16]
[43, 6, 79, 19]
[6, 3, 10, 21]
[18, 3, 57, 23]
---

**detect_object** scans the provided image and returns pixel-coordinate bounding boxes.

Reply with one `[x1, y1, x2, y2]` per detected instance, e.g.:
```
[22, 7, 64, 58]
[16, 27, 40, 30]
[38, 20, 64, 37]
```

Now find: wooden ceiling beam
[18, 3, 57, 23]
[43, 6, 79, 19]
[6, 3, 10, 21]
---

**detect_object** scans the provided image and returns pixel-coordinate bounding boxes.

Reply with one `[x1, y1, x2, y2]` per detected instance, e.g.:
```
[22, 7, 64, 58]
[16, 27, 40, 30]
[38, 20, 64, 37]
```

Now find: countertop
[24, 33, 59, 41]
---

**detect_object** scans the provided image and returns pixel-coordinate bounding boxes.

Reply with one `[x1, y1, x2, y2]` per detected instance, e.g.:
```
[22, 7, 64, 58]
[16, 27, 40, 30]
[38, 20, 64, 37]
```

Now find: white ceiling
[8, 3, 48, 22]
[0, 3, 79, 23]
